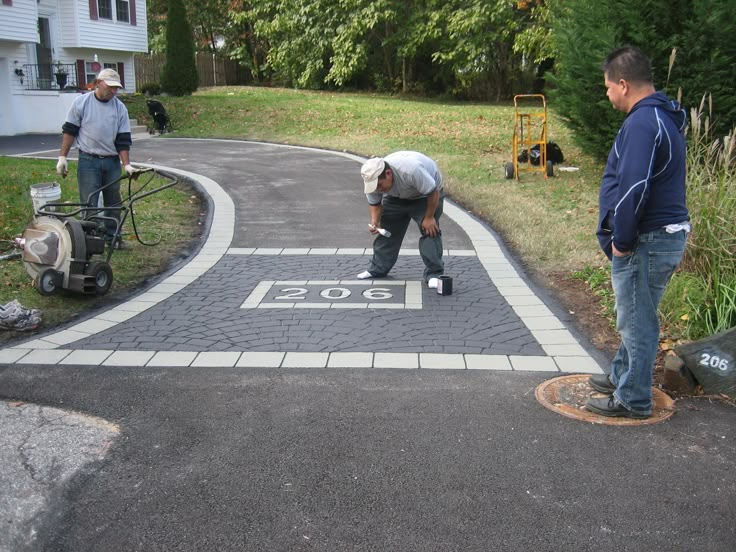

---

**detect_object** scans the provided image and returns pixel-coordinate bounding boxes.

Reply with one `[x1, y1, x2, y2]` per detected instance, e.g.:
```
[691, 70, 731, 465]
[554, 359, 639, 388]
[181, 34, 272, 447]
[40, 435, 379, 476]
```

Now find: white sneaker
[428, 277, 439, 289]
[357, 270, 374, 280]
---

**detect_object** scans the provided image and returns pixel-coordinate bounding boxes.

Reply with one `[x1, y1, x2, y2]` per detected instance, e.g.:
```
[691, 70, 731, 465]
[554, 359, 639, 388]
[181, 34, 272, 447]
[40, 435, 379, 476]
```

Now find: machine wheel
[65, 218, 88, 260]
[504, 162, 515, 180]
[546, 160, 554, 177]
[36, 268, 60, 296]
[86, 262, 113, 295]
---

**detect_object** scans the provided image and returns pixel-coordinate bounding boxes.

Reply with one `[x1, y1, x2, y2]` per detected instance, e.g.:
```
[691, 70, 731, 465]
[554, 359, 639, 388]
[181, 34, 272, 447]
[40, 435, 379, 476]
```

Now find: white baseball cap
[97, 68, 123, 88]
[361, 157, 385, 194]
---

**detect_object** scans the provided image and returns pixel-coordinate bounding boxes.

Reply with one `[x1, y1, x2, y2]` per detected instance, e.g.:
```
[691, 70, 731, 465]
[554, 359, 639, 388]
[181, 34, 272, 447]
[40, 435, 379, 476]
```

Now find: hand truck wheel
[504, 162, 515, 180]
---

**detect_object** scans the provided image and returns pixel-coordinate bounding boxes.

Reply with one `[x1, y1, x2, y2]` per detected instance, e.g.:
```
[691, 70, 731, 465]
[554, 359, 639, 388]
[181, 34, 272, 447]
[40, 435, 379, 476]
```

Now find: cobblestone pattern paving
[69, 255, 544, 356]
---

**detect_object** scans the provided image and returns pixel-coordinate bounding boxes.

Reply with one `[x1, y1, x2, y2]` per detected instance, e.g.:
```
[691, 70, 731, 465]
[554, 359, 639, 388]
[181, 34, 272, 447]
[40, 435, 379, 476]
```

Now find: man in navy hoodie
[586, 46, 690, 419]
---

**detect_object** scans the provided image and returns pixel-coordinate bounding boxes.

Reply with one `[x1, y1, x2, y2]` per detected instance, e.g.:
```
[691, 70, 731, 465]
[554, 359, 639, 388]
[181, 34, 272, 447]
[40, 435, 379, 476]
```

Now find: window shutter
[130, 0, 136, 26]
[89, 0, 98, 20]
[117, 62, 125, 88]
[76, 60, 86, 89]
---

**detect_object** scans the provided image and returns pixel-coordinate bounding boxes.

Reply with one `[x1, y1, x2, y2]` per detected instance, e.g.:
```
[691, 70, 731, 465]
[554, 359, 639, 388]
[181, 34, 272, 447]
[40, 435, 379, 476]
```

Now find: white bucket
[30, 182, 62, 213]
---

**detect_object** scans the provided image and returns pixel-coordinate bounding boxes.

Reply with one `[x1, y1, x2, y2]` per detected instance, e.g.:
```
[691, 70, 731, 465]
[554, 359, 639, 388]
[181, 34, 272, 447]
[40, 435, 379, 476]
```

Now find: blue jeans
[77, 153, 123, 241]
[609, 228, 687, 414]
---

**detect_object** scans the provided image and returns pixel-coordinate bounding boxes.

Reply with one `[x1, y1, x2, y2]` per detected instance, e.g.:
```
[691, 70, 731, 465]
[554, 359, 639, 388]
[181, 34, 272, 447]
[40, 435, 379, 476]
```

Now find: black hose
[0, 252, 21, 261]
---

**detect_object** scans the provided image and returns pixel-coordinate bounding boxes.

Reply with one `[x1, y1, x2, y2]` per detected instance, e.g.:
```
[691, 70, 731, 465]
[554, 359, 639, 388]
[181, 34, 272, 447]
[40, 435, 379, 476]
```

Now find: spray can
[369, 224, 392, 238]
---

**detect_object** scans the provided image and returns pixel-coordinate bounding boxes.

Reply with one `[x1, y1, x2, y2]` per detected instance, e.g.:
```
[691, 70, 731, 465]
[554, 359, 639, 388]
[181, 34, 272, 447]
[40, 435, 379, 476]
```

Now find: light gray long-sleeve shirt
[63, 92, 131, 156]
[366, 151, 442, 205]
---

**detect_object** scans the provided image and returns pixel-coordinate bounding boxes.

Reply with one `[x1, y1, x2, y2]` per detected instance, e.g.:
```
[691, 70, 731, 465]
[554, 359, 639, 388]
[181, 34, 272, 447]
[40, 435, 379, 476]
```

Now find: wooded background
[145, 0, 735, 160]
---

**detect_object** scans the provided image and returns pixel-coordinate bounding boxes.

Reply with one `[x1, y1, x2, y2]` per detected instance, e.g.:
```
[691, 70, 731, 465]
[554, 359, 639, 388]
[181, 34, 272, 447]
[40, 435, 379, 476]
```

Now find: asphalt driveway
[0, 135, 733, 552]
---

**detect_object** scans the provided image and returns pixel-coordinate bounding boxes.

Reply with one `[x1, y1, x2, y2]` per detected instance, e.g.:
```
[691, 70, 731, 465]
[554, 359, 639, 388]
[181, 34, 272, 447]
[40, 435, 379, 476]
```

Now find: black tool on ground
[17, 168, 178, 296]
[146, 99, 172, 134]
[517, 141, 564, 166]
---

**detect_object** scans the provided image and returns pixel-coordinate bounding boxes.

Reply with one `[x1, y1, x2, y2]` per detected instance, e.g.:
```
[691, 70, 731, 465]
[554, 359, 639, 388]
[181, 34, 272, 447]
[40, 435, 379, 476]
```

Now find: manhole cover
[535, 374, 675, 426]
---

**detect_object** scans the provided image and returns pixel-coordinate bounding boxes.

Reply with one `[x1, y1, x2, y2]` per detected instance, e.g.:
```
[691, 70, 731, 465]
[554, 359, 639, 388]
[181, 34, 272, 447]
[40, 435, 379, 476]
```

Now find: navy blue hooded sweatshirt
[597, 91, 689, 260]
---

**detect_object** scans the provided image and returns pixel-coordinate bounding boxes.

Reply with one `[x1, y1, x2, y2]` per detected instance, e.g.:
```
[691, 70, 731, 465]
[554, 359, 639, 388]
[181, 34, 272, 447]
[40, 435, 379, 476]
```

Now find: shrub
[547, 0, 629, 160]
[659, 272, 708, 340]
[678, 98, 736, 337]
[549, 0, 736, 162]
[160, 0, 198, 96]
[140, 82, 162, 96]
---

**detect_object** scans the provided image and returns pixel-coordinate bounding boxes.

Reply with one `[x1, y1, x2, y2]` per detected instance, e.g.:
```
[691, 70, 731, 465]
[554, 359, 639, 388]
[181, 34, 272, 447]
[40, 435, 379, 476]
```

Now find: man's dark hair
[380, 162, 391, 180]
[602, 46, 652, 84]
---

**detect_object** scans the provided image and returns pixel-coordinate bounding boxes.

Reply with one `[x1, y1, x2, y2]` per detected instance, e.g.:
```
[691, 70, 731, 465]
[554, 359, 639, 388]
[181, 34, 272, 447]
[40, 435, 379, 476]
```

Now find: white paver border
[0, 349, 598, 372]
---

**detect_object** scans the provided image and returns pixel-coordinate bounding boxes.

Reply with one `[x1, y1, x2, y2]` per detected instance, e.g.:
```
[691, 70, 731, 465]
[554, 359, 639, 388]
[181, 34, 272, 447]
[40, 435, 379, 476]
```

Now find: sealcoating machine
[17, 168, 178, 296]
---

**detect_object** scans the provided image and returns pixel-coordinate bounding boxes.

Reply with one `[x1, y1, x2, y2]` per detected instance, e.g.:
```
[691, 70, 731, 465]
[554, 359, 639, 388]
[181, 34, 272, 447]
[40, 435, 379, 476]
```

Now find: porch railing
[19, 63, 79, 91]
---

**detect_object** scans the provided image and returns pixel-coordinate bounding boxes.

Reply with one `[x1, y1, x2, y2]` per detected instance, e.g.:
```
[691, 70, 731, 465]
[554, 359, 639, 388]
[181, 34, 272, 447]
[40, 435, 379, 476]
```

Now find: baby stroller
[146, 99, 172, 134]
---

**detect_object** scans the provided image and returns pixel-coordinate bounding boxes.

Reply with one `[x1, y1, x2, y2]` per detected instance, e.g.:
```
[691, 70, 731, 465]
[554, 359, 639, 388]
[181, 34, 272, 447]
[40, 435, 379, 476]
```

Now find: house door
[36, 18, 53, 89]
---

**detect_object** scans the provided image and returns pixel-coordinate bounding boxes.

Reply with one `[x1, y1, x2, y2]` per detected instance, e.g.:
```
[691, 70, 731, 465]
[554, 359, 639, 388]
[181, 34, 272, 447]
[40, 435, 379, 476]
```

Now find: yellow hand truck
[504, 94, 554, 180]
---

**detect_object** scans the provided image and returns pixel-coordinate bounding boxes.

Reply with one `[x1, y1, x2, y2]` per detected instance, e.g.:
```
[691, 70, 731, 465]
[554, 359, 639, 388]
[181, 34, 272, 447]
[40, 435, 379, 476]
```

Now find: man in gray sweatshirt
[57, 68, 134, 249]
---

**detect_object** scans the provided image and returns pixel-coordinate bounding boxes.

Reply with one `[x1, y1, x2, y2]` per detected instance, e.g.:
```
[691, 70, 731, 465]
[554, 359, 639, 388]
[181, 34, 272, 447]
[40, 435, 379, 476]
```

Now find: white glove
[124, 164, 135, 176]
[56, 156, 68, 177]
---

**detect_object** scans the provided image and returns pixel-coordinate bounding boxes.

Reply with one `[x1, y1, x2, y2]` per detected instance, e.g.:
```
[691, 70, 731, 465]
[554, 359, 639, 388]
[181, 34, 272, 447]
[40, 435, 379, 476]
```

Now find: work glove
[56, 156, 68, 177]
[124, 164, 136, 176]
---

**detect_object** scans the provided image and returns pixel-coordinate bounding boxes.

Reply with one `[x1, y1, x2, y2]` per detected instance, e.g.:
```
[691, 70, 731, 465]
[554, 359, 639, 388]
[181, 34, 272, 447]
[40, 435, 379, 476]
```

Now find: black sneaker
[589, 374, 616, 394]
[585, 396, 649, 419]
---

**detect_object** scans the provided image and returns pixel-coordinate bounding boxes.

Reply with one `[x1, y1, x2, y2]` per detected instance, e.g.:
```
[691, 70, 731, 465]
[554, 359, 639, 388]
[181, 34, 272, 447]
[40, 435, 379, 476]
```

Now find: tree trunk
[402, 57, 406, 93]
[383, 22, 394, 85]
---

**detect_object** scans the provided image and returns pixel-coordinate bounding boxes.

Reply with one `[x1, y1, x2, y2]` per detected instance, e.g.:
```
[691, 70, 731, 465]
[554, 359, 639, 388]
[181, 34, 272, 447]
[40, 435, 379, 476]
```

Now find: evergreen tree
[548, 0, 639, 160]
[661, 1, 736, 136]
[549, 0, 736, 161]
[161, 0, 198, 96]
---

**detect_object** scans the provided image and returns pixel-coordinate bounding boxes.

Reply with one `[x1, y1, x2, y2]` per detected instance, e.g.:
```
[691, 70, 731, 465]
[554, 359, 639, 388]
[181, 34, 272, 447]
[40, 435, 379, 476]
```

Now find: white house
[0, 0, 148, 136]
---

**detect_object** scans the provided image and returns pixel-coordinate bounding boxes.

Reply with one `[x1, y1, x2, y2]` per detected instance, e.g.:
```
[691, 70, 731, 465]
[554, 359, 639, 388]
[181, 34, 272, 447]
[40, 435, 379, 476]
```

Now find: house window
[98, 0, 112, 20]
[85, 62, 97, 85]
[116, 0, 130, 23]
[85, 61, 118, 86]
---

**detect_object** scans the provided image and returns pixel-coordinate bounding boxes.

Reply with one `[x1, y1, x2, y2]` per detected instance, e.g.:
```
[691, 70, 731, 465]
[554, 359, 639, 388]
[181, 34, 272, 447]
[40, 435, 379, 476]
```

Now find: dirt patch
[537, 270, 619, 354]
